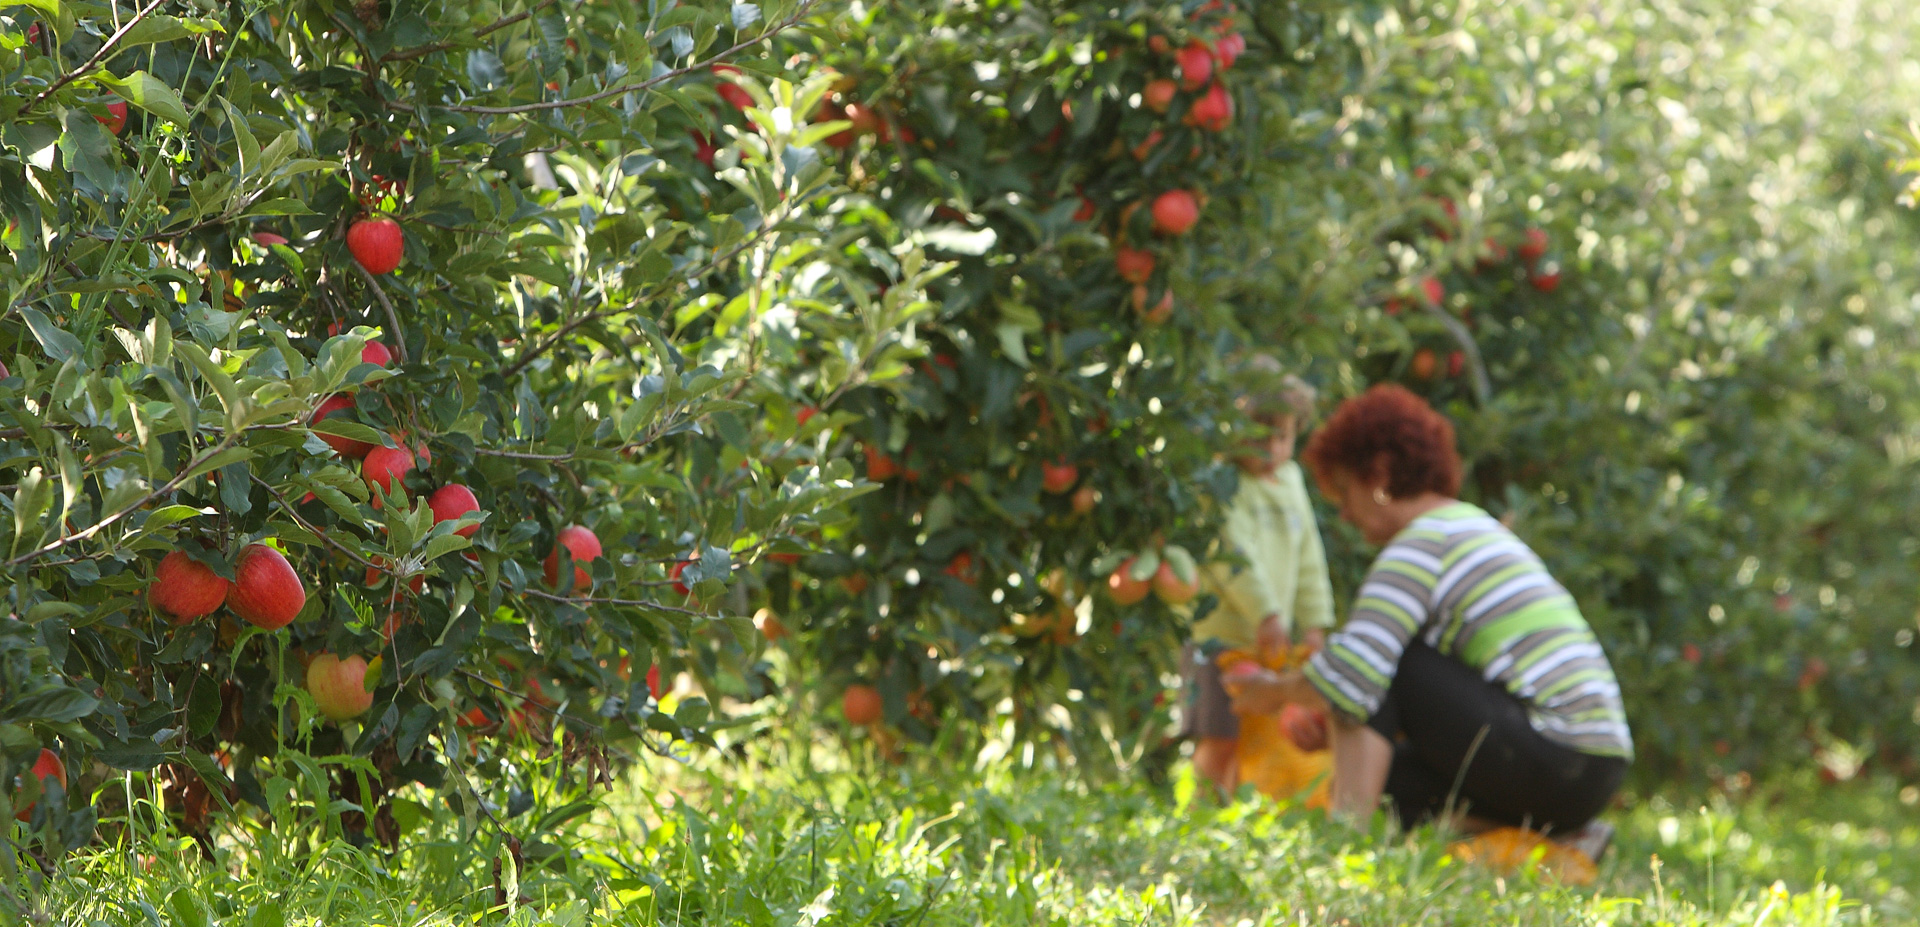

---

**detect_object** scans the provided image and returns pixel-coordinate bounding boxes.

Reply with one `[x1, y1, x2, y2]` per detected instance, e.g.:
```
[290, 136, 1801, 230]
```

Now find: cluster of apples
[1103, 8, 1245, 325]
[1103, 546, 1200, 607]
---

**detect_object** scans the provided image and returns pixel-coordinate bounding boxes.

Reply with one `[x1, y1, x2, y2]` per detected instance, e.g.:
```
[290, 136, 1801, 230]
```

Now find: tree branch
[391, 0, 824, 117]
[4, 431, 238, 568]
[353, 260, 410, 365]
[378, 0, 559, 63]
[25, 0, 169, 112]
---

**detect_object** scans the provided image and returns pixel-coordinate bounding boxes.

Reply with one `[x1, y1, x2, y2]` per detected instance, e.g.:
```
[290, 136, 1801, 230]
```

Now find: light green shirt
[1187, 461, 1336, 649]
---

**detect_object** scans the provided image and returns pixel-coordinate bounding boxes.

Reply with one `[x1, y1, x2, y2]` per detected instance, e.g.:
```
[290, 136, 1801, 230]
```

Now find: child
[1180, 357, 1335, 796]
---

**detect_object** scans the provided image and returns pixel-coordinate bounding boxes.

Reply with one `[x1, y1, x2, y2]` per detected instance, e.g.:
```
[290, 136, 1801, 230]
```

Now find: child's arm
[1292, 489, 1337, 637]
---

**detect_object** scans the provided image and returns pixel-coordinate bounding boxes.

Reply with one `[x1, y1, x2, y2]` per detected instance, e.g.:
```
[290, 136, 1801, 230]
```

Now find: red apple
[1447, 350, 1465, 378]
[1152, 560, 1198, 605]
[1132, 129, 1164, 161]
[1420, 275, 1445, 307]
[1143, 289, 1174, 325]
[98, 100, 127, 136]
[361, 340, 392, 367]
[149, 550, 230, 624]
[1176, 40, 1214, 90]
[226, 543, 306, 630]
[1106, 558, 1151, 605]
[1071, 485, 1099, 515]
[12, 749, 66, 822]
[1410, 348, 1437, 380]
[1115, 246, 1155, 284]
[1143, 79, 1177, 113]
[1151, 190, 1200, 236]
[1477, 236, 1510, 269]
[543, 524, 602, 593]
[1148, 34, 1170, 55]
[689, 130, 719, 169]
[346, 218, 404, 275]
[1530, 265, 1562, 293]
[1280, 703, 1328, 752]
[1518, 227, 1549, 263]
[1213, 32, 1246, 68]
[844, 102, 881, 136]
[865, 445, 899, 481]
[1040, 458, 1079, 494]
[428, 484, 481, 537]
[671, 559, 695, 596]
[1186, 83, 1233, 131]
[1073, 196, 1097, 222]
[360, 445, 413, 505]
[796, 405, 819, 427]
[842, 684, 882, 725]
[306, 653, 375, 721]
[311, 394, 373, 458]
[711, 65, 754, 109]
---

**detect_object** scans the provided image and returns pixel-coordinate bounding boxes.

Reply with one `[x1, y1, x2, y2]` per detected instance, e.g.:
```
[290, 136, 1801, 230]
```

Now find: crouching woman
[1233, 384, 1631, 846]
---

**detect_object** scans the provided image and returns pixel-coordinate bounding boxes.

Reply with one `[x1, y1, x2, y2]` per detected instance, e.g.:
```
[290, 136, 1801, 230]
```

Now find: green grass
[30, 736, 1917, 926]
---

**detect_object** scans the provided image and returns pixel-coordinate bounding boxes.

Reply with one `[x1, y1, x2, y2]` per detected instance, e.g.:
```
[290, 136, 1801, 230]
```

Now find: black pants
[1366, 641, 1628, 833]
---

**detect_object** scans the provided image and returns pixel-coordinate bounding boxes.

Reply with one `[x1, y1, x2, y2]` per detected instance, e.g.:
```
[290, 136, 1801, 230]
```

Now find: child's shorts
[1178, 639, 1240, 740]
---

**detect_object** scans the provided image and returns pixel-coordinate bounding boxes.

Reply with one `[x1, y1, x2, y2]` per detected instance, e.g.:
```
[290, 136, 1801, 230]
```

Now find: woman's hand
[1228, 667, 1300, 716]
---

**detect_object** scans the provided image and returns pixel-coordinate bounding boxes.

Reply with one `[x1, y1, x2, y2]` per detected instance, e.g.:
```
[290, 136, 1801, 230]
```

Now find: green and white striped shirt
[1303, 502, 1633, 759]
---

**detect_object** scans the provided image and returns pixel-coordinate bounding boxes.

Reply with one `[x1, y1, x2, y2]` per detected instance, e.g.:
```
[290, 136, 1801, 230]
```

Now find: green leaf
[18, 308, 81, 365]
[97, 71, 192, 126]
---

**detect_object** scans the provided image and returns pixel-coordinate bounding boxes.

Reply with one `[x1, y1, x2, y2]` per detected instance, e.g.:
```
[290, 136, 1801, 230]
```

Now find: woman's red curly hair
[1302, 384, 1462, 499]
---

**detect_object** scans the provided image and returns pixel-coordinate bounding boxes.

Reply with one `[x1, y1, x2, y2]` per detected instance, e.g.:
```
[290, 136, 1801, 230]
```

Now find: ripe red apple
[1410, 348, 1437, 380]
[226, 543, 306, 630]
[1530, 264, 1562, 293]
[363, 557, 424, 597]
[98, 100, 127, 136]
[1106, 558, 1151, 605]
[361, 340, 393, 367]
[1447, 350, 1465, 378]
[944, 551, 977, 584]
[755, 609, 788, 642]
[1518, 227, 1549, 263]
[840, 572, 870, 595]
[346, 218, 404, 275]
[1131, 129, 1164, 161]
[689, 130, 719, 169]
[1074, 196, 1097, 222]
[843, 102, 881, 135]
[671, 559, 695, 596]
[1151, 560, 1198, 605]
[1148, 34, 1170, 55]
[842, 684, 883, 725]
[1151, 190, 1200, 236]
[12, 749, 66, 822]
[1071, 485, 1099, 515]
[1040, 458, 1079, 494]
[149, 550, 230, 624]
[1213, 32, 1246, 68]
[1176, 41, 1214, 90]
[361, 445, 413, 506]
[711, 65, 754, 109]
[311, 394, 374, 458]
[796, 405, 819, 427]
[1143, 289, 1174, 325]
[428, 484, 481, 537]
[865, 445, 899, 481]
[1477, 236, 1510, 269]
[1143, 79, 1177, 113]
[543, 524, 602, 593]
[306, 653, 375, 721]
[1186, 83, 1233, 131]
[1280, 703, 1329, 752]
[1420, 275, 1445, 307]
[1115, 246, 1155, 284]
[1681, 643, 1702, 665]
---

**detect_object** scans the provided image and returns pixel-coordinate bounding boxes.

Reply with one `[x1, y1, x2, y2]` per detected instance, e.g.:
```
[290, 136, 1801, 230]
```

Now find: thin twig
[25, 0, 169, 111]
[500, 219, 783, 379]
[392, 0, 824, 116]
[3, 431, 239, 568]
[378, 0, 559, 62]
[353, 260, 410, 364]
[250, 473, 391, 576]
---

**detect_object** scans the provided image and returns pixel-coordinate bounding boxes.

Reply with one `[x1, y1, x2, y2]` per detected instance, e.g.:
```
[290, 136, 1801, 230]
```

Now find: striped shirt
[1302, 502, 1633, 759]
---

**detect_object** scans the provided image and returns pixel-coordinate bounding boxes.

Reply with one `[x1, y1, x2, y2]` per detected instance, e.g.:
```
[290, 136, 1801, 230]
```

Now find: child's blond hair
[1231, 353, 1317, 423]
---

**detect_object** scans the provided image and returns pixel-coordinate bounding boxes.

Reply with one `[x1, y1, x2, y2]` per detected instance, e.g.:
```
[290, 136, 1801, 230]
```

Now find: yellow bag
[1447, 827, 1598, 886]
[1217, 646, 1331, 809]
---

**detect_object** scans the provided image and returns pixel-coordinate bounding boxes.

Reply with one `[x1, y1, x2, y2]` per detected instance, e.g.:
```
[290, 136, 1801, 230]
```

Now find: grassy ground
[32, 735, 1917, 926]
